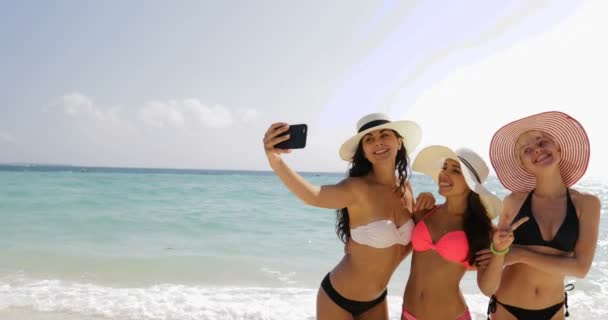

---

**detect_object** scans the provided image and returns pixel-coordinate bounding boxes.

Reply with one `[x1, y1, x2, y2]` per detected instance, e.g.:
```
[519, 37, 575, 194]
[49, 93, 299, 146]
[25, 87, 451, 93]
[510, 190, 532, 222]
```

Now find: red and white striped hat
[489, 111, 590, 193]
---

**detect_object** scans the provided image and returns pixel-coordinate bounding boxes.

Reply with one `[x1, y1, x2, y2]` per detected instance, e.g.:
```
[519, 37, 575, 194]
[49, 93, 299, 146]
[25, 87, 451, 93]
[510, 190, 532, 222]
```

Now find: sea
[0, 165, 606, 319]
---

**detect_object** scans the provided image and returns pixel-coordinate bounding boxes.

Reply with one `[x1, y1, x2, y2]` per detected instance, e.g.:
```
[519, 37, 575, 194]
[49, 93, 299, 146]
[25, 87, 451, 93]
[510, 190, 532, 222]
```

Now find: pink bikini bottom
[402, 308, 471, 320]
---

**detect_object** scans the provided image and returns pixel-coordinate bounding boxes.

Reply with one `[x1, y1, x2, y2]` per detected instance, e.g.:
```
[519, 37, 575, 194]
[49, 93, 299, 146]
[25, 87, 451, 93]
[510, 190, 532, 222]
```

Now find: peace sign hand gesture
[493, 211, 529, 252]
[475, 211, 529, 269]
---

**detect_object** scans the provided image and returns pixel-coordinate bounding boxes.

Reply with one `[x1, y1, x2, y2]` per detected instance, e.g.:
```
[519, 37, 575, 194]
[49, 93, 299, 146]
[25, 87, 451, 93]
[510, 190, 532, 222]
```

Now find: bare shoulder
[569, 188, 601, 218]
[497, 192, 528, 221]
[339, 176, 359, 188]
[341, 176, 367, 194]
[503, 192, 528, 207]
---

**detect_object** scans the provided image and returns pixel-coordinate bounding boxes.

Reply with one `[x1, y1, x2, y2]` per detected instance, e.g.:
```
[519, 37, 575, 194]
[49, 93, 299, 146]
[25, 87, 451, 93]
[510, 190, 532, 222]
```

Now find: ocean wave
[260, 267, 297, 286]
[1, 278, 606, 319]
[1, 279, 315, 320]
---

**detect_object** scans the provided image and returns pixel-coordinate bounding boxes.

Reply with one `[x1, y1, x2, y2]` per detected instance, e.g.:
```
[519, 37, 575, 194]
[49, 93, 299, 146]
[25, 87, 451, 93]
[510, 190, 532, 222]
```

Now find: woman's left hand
[414, 192, 436, 212]
[492, 214, 529, 252]
[475, 215, 529, 269]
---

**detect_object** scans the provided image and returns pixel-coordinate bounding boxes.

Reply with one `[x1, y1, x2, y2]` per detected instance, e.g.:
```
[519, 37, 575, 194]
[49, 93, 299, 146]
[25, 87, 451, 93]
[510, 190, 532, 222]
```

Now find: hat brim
[339, 120, 422, 161]
[413, 145, 502, 219]
[489, 111, 590, 193]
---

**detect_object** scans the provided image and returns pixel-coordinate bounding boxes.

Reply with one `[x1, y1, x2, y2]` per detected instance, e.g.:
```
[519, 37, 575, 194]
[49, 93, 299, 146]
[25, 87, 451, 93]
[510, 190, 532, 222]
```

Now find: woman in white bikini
[263, 113, 433, 319]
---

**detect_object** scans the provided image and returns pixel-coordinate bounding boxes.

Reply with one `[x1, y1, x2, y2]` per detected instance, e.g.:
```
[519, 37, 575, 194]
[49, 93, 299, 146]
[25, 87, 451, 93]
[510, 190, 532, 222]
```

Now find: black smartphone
[275, 124, 307, 149]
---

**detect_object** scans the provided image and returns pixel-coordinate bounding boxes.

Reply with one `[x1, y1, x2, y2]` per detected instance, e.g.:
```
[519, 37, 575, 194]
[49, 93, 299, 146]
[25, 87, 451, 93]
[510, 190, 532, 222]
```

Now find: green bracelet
[490, 243, 510, 255]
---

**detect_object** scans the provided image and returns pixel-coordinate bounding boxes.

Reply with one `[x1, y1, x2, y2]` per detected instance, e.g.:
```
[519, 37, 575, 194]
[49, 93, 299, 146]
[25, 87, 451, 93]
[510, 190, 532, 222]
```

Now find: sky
[1, 0, 606, 177]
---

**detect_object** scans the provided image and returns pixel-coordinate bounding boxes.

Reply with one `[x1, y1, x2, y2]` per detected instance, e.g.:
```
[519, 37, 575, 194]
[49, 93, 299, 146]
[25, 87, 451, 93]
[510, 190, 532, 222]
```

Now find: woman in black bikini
[479, 111, 601, 320]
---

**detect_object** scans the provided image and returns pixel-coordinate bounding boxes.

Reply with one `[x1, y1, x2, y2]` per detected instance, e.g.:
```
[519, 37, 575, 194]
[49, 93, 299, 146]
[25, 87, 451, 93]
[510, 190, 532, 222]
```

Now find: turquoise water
[0, 165, 606, 319]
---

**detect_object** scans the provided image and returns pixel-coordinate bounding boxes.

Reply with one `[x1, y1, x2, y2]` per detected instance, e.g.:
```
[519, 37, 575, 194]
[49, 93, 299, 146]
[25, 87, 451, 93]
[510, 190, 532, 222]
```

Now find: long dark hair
[336, 130, 410, 243]
[463, 192, 493, 265]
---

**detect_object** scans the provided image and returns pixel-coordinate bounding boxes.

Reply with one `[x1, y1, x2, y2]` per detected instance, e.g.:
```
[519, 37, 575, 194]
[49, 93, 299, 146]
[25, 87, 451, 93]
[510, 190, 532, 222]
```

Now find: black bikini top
[512, 189, 579, 252]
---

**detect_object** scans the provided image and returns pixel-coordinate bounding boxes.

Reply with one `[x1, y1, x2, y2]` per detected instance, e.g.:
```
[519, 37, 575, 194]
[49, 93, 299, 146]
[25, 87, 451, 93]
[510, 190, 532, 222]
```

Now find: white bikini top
[350, 219, 415, 248]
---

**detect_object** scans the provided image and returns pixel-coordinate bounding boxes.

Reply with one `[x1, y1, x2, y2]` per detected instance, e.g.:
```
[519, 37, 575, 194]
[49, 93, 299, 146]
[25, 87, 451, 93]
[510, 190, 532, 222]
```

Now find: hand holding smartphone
[274, 124, 307, 149]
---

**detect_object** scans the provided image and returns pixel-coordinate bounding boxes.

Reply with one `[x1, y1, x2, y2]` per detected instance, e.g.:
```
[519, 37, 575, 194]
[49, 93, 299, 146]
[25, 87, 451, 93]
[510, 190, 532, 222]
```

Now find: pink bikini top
[411, 206, 471, 268]
[350, 219, 415, 248]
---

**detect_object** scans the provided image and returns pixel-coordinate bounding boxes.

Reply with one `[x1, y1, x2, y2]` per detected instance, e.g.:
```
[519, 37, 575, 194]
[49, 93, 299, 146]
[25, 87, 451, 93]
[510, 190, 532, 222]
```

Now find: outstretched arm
[263, 123, 356, 209]
[507, 192, 600, 278]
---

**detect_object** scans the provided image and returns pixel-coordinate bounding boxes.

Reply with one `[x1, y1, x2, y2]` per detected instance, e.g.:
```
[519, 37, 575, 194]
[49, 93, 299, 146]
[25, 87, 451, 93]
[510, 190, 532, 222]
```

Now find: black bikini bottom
[487, 285, 573, 320]
[321, 272, 387, 317]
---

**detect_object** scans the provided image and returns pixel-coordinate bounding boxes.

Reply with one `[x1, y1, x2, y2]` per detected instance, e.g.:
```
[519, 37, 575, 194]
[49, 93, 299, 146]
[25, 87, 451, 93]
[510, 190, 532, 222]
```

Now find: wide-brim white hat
[413, 145, 503, 219]
[339, 113, 422, 161]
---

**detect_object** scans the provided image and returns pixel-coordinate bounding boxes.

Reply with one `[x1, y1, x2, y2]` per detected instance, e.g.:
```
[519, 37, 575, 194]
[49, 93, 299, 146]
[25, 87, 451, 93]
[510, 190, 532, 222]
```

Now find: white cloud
[63, 92, 106, 120]
[52, 94, 263, 169]
[182, 99, 234, 128]
[61, 93, 256, 130]
[0, 131, 16, 144]
[139, 100, 186, 128]
[235, 108, 259, 123]
[139, 98, 257, 129]
[401, 0, 608, 176]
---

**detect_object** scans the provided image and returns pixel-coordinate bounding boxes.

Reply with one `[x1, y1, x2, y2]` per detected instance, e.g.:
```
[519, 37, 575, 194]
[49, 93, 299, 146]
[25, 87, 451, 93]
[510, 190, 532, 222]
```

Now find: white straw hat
[339, 113, 422, 161]
[413, 146, 503, 219]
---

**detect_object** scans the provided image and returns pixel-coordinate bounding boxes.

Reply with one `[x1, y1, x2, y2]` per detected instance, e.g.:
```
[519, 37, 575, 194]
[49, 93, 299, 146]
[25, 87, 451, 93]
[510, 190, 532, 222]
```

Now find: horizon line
[1, 162, 604, 180]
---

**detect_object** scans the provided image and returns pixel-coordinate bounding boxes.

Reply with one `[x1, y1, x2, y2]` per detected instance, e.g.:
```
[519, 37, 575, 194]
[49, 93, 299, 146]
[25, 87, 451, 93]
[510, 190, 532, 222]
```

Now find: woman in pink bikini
[401, 146, 527, 320]
[263, 113, 434, 320]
